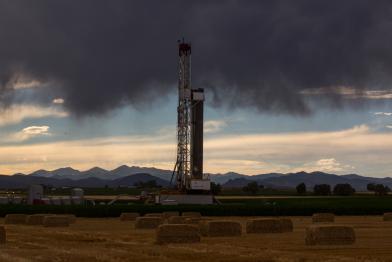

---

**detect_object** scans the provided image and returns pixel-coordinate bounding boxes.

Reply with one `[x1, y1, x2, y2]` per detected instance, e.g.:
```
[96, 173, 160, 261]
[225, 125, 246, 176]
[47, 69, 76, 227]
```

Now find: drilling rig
[157, 40, 213, 204]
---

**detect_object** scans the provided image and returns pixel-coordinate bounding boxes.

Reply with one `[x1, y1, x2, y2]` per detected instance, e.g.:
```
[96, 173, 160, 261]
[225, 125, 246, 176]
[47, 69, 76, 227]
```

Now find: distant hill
[29, 165, 172, 181]
[3, 166, 390, 191]
[0, 173, 169, 189]
[222, 171, 392, 191]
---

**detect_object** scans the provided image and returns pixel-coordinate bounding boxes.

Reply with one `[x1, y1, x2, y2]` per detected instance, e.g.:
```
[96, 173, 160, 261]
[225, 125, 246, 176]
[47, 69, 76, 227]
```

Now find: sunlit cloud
[52, 98, 65, 104]
[0, 104, 68, 126]
[204, 120, 227, 133]
[297, 158, 355, 173]
[12, 80, 42, 90]
[11, 126, 51, 141]
[386, 125, 392, 129]
[1, 124, 392, 176]
[301, 87, 392, 100]
[375, 112, 392, 116]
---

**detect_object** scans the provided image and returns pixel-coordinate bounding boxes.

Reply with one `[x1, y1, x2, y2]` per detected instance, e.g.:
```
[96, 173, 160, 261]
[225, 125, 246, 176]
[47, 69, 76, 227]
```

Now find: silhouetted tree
[296, 183, 307, 195]
[134, 180, 159, 188]
[367, 183, 390, 195]
[243, 181, 259, 195]
[313, 184, 331, 195]
[211, 182, 222, 195]
[367, 183, 376, 191]
[375, 184, 390, 196]
[333, 184, 355, 196]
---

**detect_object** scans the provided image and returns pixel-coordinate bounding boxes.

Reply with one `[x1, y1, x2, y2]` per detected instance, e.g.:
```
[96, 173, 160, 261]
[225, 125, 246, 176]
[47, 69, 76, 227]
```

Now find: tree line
[210, 181, 391, 196]
[296, 182, 390, 196]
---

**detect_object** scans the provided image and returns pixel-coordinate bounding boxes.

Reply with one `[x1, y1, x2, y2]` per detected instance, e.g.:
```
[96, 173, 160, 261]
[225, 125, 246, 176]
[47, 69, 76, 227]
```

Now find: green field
[1, 196, 392, 217]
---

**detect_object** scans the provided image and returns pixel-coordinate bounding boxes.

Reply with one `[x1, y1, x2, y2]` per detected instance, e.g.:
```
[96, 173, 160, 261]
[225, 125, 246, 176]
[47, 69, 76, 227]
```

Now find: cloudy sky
[1, 1, 392, 177]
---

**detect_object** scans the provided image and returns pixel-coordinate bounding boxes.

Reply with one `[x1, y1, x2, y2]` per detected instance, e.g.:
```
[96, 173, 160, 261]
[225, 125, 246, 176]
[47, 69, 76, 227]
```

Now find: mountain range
[0, 165, 391, 191]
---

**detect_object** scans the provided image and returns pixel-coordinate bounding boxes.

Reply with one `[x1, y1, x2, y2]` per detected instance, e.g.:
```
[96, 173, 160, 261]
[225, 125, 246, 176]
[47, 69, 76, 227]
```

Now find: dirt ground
[0, 216, 391, 262]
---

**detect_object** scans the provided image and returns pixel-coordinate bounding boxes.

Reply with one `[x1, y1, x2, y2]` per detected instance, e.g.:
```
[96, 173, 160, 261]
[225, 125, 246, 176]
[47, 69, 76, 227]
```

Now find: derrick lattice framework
[175, 41, 192, 191]
[174, 39, 208, 193]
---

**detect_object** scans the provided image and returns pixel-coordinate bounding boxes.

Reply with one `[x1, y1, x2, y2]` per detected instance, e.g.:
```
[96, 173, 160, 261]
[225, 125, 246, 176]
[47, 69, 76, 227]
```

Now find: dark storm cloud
[0, 0, 391, 115]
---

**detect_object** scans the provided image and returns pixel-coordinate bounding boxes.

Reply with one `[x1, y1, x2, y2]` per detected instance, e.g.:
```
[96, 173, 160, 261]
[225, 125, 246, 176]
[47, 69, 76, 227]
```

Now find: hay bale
[200, 220, 242, 237]
[279, 218, 294, 232]
[144, 213, 162, 218]
[246, 218, 287, 234]
[182, 212, 201, 218]
[305, 225, 355, 245]
[162, 211, 180, 219]
[25, 214, 48, 225]
[4, 214, 27, 224]
[43, 216, 70, 227]
[168, 216, 187, 224]
[383, 212, 392, 221]
[135, 217, 163, 229]
[312, 213, 335, 223]
[156, 224, 200, 244]
[185, 217, 203, 225]
[64, 214, 77, 224]
[120, 212, 140, 221]
[0, 226, 5, 244]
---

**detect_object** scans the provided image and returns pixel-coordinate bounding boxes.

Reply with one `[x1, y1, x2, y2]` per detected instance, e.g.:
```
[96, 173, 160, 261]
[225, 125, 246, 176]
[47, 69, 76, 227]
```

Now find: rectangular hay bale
[64, 214, 77, 224]
[5, 214, 27, 225]
[43, 216, 70, 227]
[0, 226, 5, 244]
[246, 218, 286, 234]
[120, 212, 140, 221]
[200, 220, 242, 237]
[135, 217, 163, 229]
[26, 214, 48, 225]
[185, 217, 202, 225]
[168, 216, 187, 224]
[144, 213, 163, 218]
[305, 225, 355, 245]
[279, 218, 294, 232]
[182, 212, 201, 218]
[383, 212, 392, 221]
[156, 224, 200, 244]
[312, 213, 335, 223]
[162, 211, 180, 219]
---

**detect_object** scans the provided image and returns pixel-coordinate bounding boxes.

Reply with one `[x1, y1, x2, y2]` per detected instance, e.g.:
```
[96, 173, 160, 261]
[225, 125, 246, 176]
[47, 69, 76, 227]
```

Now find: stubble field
[1, 216, 392, 262]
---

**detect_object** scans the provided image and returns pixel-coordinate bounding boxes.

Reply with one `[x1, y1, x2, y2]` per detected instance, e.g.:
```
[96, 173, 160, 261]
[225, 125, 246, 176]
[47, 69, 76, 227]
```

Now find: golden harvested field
[1, 216, 392, 262]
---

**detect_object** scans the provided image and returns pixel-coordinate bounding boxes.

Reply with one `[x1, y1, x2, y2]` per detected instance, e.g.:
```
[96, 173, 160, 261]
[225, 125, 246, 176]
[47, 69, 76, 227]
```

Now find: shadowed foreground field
[1, 216, 392, 262]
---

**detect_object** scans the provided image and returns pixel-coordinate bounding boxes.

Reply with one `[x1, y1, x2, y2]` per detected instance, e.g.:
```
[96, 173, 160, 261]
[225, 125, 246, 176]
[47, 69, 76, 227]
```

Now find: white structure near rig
[157, 40, 213, 204]
[0, 185, 85, 205]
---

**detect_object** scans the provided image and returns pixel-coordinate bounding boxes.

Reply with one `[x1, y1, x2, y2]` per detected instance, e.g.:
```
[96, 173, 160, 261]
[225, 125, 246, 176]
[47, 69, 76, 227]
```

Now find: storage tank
[71, 188, 84, 198]
[27, 184, 44, 205]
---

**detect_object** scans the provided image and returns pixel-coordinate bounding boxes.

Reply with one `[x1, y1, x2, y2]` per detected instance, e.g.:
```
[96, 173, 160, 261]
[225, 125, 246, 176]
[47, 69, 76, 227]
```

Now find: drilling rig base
[156, 194, 213, 205]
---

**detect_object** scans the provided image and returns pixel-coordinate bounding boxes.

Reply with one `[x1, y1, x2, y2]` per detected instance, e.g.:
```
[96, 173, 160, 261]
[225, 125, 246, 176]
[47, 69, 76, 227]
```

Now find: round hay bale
[43, 215, 70, 227]
[312, 213, 335, 223]
[200, 220, 242, 237]
[144, 213, 163, 218]
[25, 214, 48, 225]
[156, 224, 200, 244]
[182, 212, 201, 218]
[305, 225, 355, 245]
[383, 212, 392, 221]
[168, 216, 187, 224]
[0, 226, 5, 244]
[120, 212, 140, 221]
[162, 211, 180, 219]
[279, 218, 294, 232]
[4, 214, 27, 225]
[246, 218, 284, 234]
[135, 217, 163, 229]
